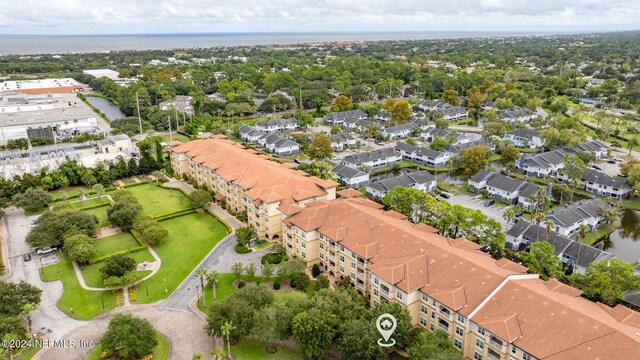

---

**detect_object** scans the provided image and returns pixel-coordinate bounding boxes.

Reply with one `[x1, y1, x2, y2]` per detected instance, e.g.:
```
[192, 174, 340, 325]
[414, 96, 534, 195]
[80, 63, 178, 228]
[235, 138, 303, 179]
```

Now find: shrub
[311, 264, 321, 278]
[273, 281, 281, 290]
[237, 281, 246, 289]
[261, 252, 283, 265]
[291, 272, 309, 289]
[235, 244, 251, 254]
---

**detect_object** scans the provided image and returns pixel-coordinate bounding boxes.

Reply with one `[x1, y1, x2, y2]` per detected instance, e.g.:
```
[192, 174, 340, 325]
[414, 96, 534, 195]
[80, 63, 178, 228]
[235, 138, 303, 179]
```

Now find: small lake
[86, 96, 126, 121]
[595, 209, 640, 263]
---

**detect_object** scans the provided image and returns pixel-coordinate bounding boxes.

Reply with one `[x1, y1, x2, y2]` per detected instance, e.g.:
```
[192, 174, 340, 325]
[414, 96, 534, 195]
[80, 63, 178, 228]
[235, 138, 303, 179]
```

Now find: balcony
[329, 263, 336, 270]
[328, 242, 336, 249]
[487, 350, 501, 360]
[327, 253, 336, 261]
[437, 320, 449, 332]
[439, 308, 451, 319]
[489, 338, 504, 350]
[381, 287, 390, 296]
[357, 258, 365, 267]
[356, 270, 365, 279]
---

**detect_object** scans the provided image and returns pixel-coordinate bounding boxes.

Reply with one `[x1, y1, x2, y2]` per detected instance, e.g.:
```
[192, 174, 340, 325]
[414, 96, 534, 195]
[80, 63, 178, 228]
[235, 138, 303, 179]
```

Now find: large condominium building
[169, 136, 338, 241]
[282, 197, 640, 360]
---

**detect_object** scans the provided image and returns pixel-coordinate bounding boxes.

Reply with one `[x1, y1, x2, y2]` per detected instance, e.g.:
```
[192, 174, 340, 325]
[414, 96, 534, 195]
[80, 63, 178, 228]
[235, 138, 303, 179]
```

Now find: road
[2, 207, 86, 341]
[445, 194, 510, 230]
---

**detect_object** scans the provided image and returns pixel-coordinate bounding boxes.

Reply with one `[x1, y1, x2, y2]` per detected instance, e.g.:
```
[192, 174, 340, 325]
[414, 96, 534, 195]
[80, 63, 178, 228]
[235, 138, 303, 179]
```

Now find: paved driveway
[445, 194, 510, 230]
[595, 158, 622, 177]
[2, 207, 86, 341]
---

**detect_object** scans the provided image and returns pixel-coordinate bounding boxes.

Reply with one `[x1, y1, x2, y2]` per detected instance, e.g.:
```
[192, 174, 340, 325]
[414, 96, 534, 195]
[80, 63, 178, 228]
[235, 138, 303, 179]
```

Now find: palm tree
[245, 262, 257, 280]
[20, 303, 37, 340]
[211, 347, 226, 360]
[221, 321, 236, 360]
[231, 263, 244, 281]
[545, 220, 555, 241]
[207, 270, 220, 301]
[578, 224, 591, 242]
[92, 184, 104, 201]
[559, 184, 570, 205]
[195, 268, 208, 305]
[503, 208, 516, 230]
[191, 353, 203, 360]
[534, 212, 545, 240]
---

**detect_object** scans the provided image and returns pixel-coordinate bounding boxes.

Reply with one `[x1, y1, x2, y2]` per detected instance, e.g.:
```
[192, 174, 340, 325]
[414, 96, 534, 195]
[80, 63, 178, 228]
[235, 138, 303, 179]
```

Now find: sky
[0, 0, 638, 35]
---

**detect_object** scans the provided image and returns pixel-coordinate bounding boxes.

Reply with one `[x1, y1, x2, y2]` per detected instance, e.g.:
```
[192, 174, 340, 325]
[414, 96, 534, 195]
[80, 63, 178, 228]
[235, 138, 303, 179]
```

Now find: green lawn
[15, 345, 41, 360]
[126, 183, 193, 217]
[230, 338, 302, 360]
[622, 199, 640, 211]
[582, 225, 614, 246]
[83, 206, 110, 228]
[93, 232, 140, 259]
[69, 197, 110, 209]
[41, 254, 117, 320]
[160, 134, 191, 143]
[133, 213, 228, 303]
[81, 249, 155, 288]
[85, 333, 169, 360]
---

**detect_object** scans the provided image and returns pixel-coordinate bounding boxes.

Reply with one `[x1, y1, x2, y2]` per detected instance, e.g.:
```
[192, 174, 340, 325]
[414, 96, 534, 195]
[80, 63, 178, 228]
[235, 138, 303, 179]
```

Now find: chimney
[547, 183, 553, 196]
[524, 174, 528, 182]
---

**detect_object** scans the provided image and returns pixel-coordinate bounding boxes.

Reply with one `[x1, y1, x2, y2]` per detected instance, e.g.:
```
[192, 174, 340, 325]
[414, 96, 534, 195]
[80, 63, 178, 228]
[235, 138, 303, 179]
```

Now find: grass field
[160, 134, 191, 143]
[83, 206, 110, 227]
[133, 212, 228, 303]
[230, 338, 302, 360]
[85, 333, 170, 360]
[93, 232, 140, 259]
[81, 249, 155, 288]
[127, 183, 193, 217]
[41, 254, 117, 320]
[69, 197, 110, 209]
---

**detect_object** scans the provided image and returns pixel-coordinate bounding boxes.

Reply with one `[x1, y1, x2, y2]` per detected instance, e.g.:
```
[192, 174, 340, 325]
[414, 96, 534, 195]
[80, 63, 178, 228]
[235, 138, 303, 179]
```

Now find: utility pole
[299, 87, 302, 111]
[175, 107, 180, 131]
[168, 116, 173, 142]
[136, 92, 143, 134]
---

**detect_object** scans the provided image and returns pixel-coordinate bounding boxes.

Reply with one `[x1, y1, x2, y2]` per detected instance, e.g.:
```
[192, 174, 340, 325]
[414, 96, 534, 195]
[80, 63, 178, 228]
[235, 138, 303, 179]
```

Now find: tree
[195, 268, 208, 301]
[460, 145, 490, 176]
[545, 220, 555, 241]
[231, 262, 244, 281]
[519, 242, 563, 280]
[561, 155, 586, 202]
[135, 219, 169, 246]
[221, 321, 235, 360]
[262, 263, 274, 279]
[278, 258, 306, 280]
[92, 184, 105, 201]
[307, 161, 337, 181]
[0, 316, 27, 341]
[252, 305, 290, 352]
[19, 303, 37, 340]
[330, 95, 353, 112]
[190, 189, 212, 210]
[500, 146, 520, 169]
[442, 89, 460, 106]
[582, 258, 640, 305]
[245, 262, 257, 279]
[100, 254, 136, 279]
[408, 330, 462, 360]
[26, 210, 98, 249]
[292, 309, 337, 359]
[306, 133, 334, 160]
[337, 318, 387, 360]
[100, 314, 158, 359]
[429, 135, 450, 151]
[236, 226, 255, 246]
[383, 98, 411, 124]
[12, 188, 51, 211]
[503, 208, 516, 230]
[107, 202, 141, 231]
[64, 234, 97, 264]
[371, 302, 412, 349]
[0, 281, 42, 318]
[207, 270, 220, 301]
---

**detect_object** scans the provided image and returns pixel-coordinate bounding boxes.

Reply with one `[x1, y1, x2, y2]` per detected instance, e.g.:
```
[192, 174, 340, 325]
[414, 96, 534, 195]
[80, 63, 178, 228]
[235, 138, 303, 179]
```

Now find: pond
[86, 96, 126, 121]
[595, 209, 640, 263]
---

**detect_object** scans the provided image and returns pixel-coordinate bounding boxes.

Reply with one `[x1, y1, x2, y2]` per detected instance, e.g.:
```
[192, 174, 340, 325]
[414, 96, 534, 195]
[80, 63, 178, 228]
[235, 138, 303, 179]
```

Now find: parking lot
[596, 156, 624, 177]
[445, 194, 511, 230]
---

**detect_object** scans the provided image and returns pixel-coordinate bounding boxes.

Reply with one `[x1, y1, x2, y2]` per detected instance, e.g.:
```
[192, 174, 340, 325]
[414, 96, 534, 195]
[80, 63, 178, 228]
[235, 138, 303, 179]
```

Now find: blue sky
[0, 0, 638, 34]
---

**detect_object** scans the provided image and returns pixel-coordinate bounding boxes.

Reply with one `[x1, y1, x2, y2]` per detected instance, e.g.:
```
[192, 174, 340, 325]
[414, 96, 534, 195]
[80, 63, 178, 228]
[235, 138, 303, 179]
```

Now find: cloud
[0, 0, 638, 34]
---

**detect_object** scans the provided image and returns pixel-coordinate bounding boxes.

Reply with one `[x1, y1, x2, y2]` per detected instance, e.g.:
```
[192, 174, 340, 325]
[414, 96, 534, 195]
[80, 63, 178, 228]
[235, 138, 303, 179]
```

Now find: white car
[613, 157, 624, 162]
[36, 247, 57, 255]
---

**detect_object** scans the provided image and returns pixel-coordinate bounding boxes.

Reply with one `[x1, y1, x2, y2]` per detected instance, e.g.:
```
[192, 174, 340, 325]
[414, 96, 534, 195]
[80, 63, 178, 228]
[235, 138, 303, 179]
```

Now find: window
[351, 262, 356, 269]
[454, 339, 462, 350]
[320, 254, 324, 259]
[474, 352, 483, 360]
[421, 305, 428, 314]
[458, 314, 465, 323]
[430, 324, 434, 331]
[456, 327, 463, 336]
[340, 245, 345, 251]
[420, 317, 427, 326]
[373, 289, 378, 296]
[478, 327, 486, 336]
[340, 266, 344, 273]
[431, 311, 435, 319]
[301, 252, 306, 258]
[476, 339, 484, 350]
[340, 255, 345, 262]
[523, 353, 532, 360]
[319, 243, 324, 249]
[374, 277, 379, 285]
[350, 273, 355, 280]
[351, 253, 356, 259]
[512, 346, 518, 355]
[422, 294, 429, 302]
[396, 291, 403, 300]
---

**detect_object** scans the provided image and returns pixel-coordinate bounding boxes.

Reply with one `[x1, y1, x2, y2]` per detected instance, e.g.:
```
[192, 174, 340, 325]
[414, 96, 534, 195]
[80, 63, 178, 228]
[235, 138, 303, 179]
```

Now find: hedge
[89, 245, 147, 264]
[122, 180, 153, 188]
[130, 229, 146, 247]
[207, 209, 233, 234]
[261, 252, 284, 265]
[77, 202, 111, 211]
[235, 244, 251, 254]
[154, 209, 197, 222]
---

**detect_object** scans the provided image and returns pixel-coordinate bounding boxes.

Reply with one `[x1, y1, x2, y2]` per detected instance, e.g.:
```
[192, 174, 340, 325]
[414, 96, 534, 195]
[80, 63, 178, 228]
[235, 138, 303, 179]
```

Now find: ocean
[0, 31, 547, 55]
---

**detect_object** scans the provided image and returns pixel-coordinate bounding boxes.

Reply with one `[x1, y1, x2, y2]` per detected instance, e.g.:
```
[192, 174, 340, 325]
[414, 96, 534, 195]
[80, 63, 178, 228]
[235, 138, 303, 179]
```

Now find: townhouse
[374, 109, 391, 122]
[331, 163, 369, 189]
[421, 127, 471, 145]
[365, 170, 436, 200]
[344, 117, 381, 132]
[254, 117, 299, 133]
[259, 133, 300, 156]
[468, 170, 543, 206]
[446, 139, 495, 155]
[506, 220, 614, 273]
[239, 125, 266, 143]
[497, 106, 537, 123]
[158, 95, 194, 116]
[558, 168, 634, 199]
[418, 99, 469, 121]
[544, 198, 610, 237]
[331, 133, 357, 151]
[281, 197, 640, 360]
[516, 149, 567, 178]
[503, 128, 543, 148]
[381, 122, 418, 140]
[394, 142, 451, 168]
[169, 136, 337, 241]
[340, 147, 402, 170]
[574, 140, 608, 160]
[325, 109, 368, 126]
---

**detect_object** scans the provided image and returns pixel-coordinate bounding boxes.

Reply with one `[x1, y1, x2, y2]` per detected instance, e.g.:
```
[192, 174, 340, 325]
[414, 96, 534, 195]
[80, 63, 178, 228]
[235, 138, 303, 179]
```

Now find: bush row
[89, 245, 147, 265]
[206, 209, 233, 234]
[130, 229, 147, 247]
[155, 209, 197, 222]
[76, 201, 112, 211]
[235, 244, 251, 254]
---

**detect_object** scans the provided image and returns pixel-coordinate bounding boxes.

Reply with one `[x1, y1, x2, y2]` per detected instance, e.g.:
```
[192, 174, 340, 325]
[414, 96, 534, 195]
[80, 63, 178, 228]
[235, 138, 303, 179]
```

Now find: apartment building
[169, 136, 337, 241]
[281, 197, 640, 360]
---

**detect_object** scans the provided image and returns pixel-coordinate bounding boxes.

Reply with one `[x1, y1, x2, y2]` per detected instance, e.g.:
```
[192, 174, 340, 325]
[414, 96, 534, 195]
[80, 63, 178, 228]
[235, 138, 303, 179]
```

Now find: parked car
[439, 192, 451, 199]
[36, 247, 57, 255]
[592, 165, 603, 171]
[607, 160, 616, 164]
[484, 199, 495, 207]
[23, 253, 31, 262]
[515, 211, 524, 218]
[613, 157, 624, 162]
